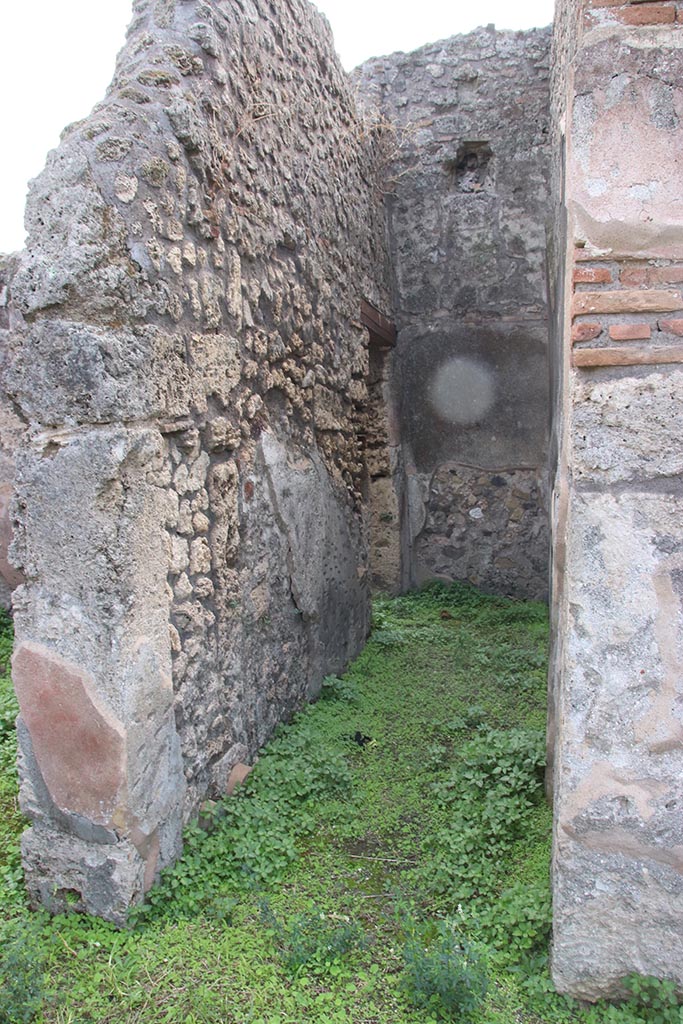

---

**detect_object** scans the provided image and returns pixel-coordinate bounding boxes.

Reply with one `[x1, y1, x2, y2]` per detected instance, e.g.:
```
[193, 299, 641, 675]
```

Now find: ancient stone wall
[355, 28, 552, 599]
[7, 0, 683, 991]
[550, 0, 683, 999]
[6, 0, 391, 921]
[0, 257, 26, 610]
[544, 0, 582, 806]
[365, 341, 403, 593]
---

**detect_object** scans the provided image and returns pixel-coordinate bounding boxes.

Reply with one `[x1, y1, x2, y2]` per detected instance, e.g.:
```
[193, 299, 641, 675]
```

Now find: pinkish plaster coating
[560, 761, 669, 824]
[569, 24, 683, 258]
[13, 641, 126, 824]
[133, 828, 161, 893]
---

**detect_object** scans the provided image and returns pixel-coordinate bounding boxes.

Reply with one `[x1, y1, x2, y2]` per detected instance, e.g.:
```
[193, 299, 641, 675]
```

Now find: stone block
[552, 489, 683, 999]
[188, 334, 240, 412]
[22, 826, 146, 926]
[205, 417, 241, 452]
[313, 385, 344, 431]
[573, 368, 683, 484]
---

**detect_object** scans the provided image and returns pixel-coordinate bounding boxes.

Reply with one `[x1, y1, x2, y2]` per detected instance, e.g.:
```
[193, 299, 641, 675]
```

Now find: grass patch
[0, 583, 678, 1022]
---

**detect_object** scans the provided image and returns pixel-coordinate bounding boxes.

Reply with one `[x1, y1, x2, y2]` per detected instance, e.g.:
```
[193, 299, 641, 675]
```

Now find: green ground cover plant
[0, 584, 681, 1022]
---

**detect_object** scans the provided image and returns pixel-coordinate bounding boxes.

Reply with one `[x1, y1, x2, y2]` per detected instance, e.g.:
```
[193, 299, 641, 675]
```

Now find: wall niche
[445, 141, 494, 193]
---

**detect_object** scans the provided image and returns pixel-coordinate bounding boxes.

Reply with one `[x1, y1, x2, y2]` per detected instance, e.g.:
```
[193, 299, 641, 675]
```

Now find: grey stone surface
[5, 0, 391, 918]
[365, 344, 402, 594]
[3, 0, 682, 996]
[551, 488, 683, 1000]
[0, 256, 27, 608]
[549, 0, 683, 999]
[10, 426, 185, 918]
[415, 464, 548, 598]
[261, 430, 369, 684]
[397, 322, 549, 474]
[573, 368, 683, 485]
[21, 826, 150, 926]
[355, 27, 552, 598]
[7, 319, 185, 427]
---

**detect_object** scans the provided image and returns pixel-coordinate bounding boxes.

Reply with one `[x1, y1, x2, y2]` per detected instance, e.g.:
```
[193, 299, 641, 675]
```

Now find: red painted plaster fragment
[226, 762, 253, 795]
[12, 642, 125, 823]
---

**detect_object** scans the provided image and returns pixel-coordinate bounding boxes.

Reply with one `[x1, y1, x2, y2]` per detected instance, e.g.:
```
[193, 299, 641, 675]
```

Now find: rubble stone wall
[6, 0, 683, 995]
[355, 28, 552, 600]
[0, 257, 26, 610]
[550, 0, 683, 1000]
[365, 343, 403, 593]
[6, 0, 391, 921]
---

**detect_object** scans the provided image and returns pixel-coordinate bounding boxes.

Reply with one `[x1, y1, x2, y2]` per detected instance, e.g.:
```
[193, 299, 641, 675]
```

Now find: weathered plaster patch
[633, 569, 683, 754]
[13, 642, 126, 824]
[561, 760, 668, 824]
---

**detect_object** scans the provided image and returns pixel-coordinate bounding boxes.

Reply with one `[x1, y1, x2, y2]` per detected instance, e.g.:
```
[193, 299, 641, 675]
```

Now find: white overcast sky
[0, 0, 555, 254]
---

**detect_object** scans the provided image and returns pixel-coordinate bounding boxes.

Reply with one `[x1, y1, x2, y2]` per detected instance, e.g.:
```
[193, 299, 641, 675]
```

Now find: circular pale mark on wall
[429, 356, 495, 426]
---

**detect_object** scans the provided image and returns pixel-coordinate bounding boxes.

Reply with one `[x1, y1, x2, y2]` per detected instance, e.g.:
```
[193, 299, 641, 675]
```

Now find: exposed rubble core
[355, 27, 552, 600]
[0, 256, 25, 610]
[3, 0, 392, 922]
[1, 0, 683, 1003]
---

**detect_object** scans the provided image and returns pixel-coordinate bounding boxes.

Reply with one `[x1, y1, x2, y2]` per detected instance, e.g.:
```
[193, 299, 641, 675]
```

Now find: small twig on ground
[347, 854, 416, 865]
[57, 934, 79, 958]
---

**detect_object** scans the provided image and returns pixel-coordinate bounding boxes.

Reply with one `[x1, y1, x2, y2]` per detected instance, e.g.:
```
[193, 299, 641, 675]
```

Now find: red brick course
[621, 266, 683, 287]
[617, 3, 676, 24]
[573, 345, 683, 368]
[573, 289, 683, 316]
